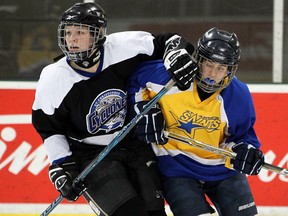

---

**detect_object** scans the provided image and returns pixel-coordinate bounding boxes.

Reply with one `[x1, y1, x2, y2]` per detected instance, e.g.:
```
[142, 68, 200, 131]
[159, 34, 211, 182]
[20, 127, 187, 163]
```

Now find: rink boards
[0, 82, 287, 215]
[0, 204, 288, 216]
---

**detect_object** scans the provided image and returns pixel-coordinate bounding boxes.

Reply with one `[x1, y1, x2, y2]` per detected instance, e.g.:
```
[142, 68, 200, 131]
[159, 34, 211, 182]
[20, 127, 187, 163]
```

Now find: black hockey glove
[133, 101, 168, 145]
[164, 35, 198, 91]
[231, 143, 264, 175]
[49, 159, 86, 202]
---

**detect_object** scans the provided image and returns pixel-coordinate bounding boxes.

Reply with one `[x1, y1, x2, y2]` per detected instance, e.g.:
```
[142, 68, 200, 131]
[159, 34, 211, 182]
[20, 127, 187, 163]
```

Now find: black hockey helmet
[197, 27, 240, 66]
[58, 2, 107, 67]
[194, 27, 241, 93]
[60, 2, 107, 29]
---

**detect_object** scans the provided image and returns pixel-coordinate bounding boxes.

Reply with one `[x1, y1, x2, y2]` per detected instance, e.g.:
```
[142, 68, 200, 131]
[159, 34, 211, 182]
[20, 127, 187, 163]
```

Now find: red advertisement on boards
[249, 93, 288, 206]
[0, 88, 287, 206]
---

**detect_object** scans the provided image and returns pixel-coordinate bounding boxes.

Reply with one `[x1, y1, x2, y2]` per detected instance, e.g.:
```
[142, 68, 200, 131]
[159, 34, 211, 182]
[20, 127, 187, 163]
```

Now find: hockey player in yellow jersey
[128, 27, 265, 216]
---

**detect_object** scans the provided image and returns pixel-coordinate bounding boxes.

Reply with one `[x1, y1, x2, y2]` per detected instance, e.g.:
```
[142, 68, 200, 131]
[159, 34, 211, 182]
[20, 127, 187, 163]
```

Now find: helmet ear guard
[57, 3, 107, 67]
[194, 27, 241, 93]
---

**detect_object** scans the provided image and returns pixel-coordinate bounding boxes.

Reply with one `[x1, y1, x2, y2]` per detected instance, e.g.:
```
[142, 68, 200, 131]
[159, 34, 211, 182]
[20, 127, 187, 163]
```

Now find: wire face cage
[58, 23, 105, 61]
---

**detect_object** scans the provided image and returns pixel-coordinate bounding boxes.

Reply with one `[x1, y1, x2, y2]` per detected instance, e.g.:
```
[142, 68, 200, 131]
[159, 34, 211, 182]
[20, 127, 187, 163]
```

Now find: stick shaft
[166, 131, 288, 177]
[40, 79, 175, 216]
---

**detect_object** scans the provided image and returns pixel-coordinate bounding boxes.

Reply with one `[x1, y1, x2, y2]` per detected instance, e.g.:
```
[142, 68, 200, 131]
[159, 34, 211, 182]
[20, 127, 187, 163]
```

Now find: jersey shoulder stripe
[32, 58, 85, 114]
[103, 31, 155, 70]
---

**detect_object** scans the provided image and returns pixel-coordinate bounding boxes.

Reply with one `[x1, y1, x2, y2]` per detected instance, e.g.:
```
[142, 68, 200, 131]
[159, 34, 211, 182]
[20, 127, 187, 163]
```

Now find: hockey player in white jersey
[32, 2, 197, 216]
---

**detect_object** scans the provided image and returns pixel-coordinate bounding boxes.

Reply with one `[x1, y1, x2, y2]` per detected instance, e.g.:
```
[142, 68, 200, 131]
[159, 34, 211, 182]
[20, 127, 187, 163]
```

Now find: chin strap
[75, 49, 101, 69]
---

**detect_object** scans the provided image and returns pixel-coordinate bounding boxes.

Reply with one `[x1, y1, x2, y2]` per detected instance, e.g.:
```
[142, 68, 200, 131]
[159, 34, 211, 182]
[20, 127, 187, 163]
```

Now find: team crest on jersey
[86, 89, 127, 134]
[168, 110, 221, 136]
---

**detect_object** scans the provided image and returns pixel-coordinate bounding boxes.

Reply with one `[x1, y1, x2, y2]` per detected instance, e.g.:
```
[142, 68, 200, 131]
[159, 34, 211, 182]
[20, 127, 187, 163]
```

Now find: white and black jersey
[32, 31, 175, 164]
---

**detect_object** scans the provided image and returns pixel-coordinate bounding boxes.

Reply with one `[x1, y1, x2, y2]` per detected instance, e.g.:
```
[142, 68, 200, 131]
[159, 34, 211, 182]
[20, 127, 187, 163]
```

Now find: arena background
[0, 0, 287, 215]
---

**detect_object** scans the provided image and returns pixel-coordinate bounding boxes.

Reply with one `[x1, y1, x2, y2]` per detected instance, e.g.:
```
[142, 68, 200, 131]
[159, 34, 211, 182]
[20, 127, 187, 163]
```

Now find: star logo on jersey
[177, 119, 200, 133]
[168, 110, 220, 136]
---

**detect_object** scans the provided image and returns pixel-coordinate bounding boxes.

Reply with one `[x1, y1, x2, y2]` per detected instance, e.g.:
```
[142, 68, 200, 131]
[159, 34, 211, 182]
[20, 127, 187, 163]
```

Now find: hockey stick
[164, 131, 288, 177]
[40, 79, 175, 216]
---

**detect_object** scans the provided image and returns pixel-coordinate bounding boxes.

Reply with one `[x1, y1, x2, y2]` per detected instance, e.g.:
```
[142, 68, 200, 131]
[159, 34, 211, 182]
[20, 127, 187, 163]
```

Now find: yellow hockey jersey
[128, 60, 261, 181]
